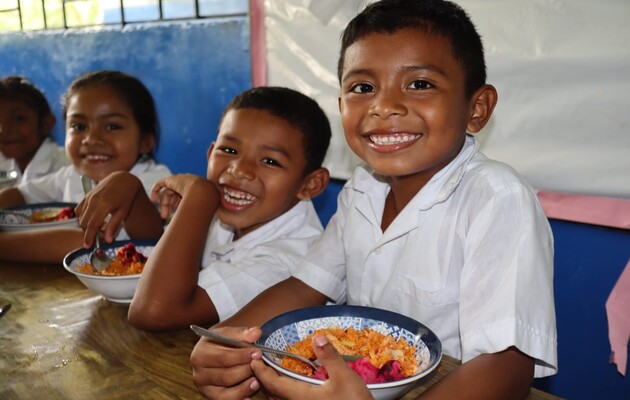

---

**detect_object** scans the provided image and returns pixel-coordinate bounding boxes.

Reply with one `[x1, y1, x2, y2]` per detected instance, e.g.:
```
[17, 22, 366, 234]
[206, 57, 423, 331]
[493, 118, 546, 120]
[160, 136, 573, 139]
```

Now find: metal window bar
[1, 0, 248, 32]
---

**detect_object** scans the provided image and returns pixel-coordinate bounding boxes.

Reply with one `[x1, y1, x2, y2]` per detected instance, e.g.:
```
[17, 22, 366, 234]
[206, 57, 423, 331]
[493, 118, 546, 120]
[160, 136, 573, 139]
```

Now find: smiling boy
[189, 1, 557, 399]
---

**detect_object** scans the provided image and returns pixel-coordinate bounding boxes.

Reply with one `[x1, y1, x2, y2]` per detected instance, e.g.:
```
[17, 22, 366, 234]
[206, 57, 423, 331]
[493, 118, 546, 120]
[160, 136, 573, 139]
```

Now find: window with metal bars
[0, 0, 248, 31]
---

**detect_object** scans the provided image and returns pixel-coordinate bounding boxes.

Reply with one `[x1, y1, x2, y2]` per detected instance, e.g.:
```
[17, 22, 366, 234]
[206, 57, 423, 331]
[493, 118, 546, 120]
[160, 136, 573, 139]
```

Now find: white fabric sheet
[264, 0, 630, 199]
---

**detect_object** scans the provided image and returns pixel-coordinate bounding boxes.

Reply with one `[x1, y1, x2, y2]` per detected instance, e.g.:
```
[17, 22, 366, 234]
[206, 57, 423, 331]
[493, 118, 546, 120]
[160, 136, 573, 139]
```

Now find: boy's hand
[150, 174, 214, 219]
[251, 334, 373, 400]
[75, 171, 142, 247]
[190, 326, 264, 400]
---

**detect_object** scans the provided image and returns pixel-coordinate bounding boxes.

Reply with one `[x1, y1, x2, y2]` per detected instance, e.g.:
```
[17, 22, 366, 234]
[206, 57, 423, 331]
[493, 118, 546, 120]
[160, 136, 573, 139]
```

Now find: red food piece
[115, 243, 147, 266]
[311, 358, 405, 384]
[55, 207, 76, 221]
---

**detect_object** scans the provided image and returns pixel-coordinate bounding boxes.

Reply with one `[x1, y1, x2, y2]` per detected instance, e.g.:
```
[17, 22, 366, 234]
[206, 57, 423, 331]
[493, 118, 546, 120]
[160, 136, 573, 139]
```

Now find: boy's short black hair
[338, 0, 487, 99]
[0, 76, 53, 138]
[221, 87, 331, 174]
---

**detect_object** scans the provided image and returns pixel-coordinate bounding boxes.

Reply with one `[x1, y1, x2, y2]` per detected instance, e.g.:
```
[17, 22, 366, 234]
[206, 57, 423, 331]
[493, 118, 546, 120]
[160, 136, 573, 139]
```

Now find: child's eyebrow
[219, 134, 291, 159]
[99, 112, 132, 120]
[342, 64, 447, 83]
[262, 144, 291, 159]
[399, 64, 447, 77]
[66, 112, 131, 120]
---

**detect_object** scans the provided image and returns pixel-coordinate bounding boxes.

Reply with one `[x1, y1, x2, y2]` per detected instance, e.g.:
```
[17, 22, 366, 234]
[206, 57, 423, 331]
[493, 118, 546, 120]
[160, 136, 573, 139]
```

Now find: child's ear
[297, 167, 330, 200]
[467, 84, 498, 133]
[139, 134, 156, 154]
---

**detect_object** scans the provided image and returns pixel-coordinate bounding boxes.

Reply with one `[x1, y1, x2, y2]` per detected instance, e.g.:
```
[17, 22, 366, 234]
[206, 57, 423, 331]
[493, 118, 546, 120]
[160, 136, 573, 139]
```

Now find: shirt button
[373, 247, 382, 255]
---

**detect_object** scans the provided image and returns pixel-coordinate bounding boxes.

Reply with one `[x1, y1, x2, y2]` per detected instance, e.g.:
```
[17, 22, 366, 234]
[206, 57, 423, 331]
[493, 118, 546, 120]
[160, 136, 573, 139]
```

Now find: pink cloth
[606, 258, 630, 376]
[249, 0, 267, 87]
[537, 191, 630, 229]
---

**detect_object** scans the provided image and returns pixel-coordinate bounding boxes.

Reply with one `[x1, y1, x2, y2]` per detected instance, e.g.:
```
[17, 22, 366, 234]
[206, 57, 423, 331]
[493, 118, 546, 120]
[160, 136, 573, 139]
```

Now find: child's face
[207, 108, 310, 238]
[339, 28, 474, 185]
[0, 99, 48, 169]
[64, 85, 154, 182]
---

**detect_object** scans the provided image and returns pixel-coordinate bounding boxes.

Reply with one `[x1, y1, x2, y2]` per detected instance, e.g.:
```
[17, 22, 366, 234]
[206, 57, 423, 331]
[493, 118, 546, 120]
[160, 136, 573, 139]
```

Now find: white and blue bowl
[259, 305, 442, 400]
[63, 239, 157, 304]
[0, 202, 78, 232]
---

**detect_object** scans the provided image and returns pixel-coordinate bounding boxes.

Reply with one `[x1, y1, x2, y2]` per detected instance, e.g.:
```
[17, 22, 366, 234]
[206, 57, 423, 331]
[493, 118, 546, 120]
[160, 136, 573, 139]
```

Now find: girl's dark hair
[338, 0, 487, 99]
[62, 70, 160, 157]
[220, 86, 331, 174]
[0, 76, 53, 139]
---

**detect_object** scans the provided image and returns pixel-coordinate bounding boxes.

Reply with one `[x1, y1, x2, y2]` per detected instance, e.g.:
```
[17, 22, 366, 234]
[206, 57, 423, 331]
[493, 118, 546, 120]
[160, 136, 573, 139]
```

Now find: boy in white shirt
[189, 1, 557, 399]
[78, 87, 331, 331]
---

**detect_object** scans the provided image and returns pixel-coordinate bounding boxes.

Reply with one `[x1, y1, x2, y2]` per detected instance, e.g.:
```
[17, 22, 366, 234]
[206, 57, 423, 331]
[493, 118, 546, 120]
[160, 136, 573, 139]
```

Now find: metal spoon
[191, 324, 364, 370]
[0, 303, 11, 319]
[80, 175, 114, 273]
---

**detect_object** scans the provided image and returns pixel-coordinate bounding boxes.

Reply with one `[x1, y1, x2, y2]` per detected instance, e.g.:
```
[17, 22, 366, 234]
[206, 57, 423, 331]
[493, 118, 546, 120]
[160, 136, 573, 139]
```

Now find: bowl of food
[63, 240, 156, 304]
[0, 202, 78, 232]
[258, 305, 442, 400]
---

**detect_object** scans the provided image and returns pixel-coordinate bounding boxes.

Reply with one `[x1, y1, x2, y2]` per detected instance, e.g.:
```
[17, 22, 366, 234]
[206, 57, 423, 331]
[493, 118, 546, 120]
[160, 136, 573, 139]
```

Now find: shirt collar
[209, 200, 314, 258]
[353, 135, 478, 241]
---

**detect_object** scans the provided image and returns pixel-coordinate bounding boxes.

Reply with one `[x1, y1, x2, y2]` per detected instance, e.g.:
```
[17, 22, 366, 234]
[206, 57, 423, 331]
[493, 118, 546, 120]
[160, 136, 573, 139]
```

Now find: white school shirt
[0, 138, 68, 185]
[198, 200, 324, 321]
[17, 159, 171, 239]
[294, 135, 558, 378]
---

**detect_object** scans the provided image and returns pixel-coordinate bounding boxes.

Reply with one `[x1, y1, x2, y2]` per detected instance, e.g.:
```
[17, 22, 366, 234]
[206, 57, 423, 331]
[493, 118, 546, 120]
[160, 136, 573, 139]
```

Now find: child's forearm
[122, 187, 164, 241]
[417, 347, 534, 400]
[0, 228, 84, 263]
[128, 180, 220, 330]
[0, 188, 26, 209]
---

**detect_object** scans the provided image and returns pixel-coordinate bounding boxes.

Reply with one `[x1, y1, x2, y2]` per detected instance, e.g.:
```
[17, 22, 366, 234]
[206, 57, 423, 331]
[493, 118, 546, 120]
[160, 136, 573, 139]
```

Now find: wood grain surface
[0, 261, 561, 399]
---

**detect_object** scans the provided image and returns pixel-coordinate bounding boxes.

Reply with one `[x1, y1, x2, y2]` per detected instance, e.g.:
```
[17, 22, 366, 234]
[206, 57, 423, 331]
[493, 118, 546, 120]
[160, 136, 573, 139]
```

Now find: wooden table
[0, 261, 562, 399]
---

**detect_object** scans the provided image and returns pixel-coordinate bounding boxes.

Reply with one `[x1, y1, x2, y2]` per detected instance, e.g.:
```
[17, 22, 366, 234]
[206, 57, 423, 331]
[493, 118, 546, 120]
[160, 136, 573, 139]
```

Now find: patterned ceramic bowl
[259, 305, 442, 400]
[0, 202, 78, 232]
[63, 240, 157, 304]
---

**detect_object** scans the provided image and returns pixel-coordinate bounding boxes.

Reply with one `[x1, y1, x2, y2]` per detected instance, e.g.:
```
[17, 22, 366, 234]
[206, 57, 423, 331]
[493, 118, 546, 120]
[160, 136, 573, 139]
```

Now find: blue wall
[533, 220, 630, 399]
[0, 18, 252, 177]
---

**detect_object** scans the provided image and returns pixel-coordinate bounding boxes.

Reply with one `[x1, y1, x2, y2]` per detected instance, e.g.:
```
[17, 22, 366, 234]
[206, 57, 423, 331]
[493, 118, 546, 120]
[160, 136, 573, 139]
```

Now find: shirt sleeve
[293, 182, 351, 304]
[459, 182, 557, 377]
[198, 248, 301, 321]
[134, 163, 171, 195]
[17, 167, 68, 203]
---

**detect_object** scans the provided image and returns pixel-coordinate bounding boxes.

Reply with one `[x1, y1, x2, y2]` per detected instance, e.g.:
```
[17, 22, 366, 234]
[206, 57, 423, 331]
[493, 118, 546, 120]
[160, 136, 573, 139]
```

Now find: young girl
[0, 76, 68, 185]
[0, 70, 171, 263]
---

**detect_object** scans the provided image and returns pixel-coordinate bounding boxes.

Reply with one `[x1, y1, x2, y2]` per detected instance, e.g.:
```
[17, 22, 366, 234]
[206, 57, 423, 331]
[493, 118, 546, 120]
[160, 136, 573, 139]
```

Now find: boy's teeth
[86, 154, 110, 161]
[370, 134, 420, 145]
[223, 188, 256, 206]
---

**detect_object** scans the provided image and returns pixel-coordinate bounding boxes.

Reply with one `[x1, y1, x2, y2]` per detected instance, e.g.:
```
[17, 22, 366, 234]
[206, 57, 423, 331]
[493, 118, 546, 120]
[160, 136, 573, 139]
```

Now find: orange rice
[280, 327, 418, 377]
[77, 243, 147, 276]
[30, 207, 75, 223]
[78, 258, 145, 276]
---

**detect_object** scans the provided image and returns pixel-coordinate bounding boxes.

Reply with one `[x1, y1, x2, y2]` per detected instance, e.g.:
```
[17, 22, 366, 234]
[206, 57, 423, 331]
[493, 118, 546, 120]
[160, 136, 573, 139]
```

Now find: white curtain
[263, 0, 630, 199]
